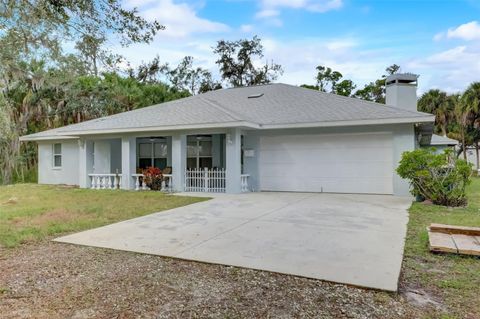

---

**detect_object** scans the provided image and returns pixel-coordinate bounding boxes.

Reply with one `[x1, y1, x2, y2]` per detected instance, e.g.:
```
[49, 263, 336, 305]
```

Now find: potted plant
[142, 167, 163, 191]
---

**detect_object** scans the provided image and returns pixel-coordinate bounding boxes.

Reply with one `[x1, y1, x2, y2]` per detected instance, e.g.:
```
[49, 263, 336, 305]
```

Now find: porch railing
[185, 168, 226, 193]
[132, 174, 172, 192]
[88, 174, 122, 190]
[241, 174, 250, 192]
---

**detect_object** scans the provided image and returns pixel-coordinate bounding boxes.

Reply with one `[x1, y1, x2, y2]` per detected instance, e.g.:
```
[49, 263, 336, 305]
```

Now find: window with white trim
[138, 141, 168, 169]
[187, 135, 213, 169]
[53, 143, 62, 168]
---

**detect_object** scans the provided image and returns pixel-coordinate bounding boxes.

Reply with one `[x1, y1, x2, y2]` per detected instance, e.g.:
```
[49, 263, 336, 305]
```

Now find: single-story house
[21, 73, 440, 196]
[428, 134, 459, 153]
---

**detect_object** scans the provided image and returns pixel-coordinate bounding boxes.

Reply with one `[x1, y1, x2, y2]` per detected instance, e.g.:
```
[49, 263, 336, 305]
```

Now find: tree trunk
[476, 142, 479, 170]
[461, 118, 467, 161]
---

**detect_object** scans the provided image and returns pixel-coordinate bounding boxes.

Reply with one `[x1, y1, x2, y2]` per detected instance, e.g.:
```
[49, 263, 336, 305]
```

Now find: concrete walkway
[55, 192, 411, 291]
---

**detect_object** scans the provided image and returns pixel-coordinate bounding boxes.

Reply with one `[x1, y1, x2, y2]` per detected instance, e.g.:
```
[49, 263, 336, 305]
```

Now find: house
[428, 134, 459, 153]
[20, 73, 436, 196]
[461, 147, 480, 171]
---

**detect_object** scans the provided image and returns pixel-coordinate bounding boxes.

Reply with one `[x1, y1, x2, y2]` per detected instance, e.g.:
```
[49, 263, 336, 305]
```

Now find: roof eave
[55, 121, 260, 136]
[19, 135, 80, 142]
[259, 115, 435, 130]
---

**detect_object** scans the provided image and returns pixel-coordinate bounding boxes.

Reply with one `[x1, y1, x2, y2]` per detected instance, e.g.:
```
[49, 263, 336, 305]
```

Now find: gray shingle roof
[21, 83, 434, 140]
[430, 134, 458, 146]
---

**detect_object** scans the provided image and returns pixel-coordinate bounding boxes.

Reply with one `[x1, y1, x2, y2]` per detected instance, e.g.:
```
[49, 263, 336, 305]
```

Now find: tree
[450, 94, 478, 160]
[301, 66, 356, 97]
[354, 64, 401, 103]
[74, 33, 123, 76]
[315, 66, 342, 92]
[0, 1, 164, 50]
[213, 36, 283, 87]
[130, 56, 168, 84]
[0, 0, 165, 184]
[334, 79, 356, 97]
[166, 56, 220, 95]
[461, 82, 480, 165]
[418, 89, 453, 136]
[386, 64, 401, 75]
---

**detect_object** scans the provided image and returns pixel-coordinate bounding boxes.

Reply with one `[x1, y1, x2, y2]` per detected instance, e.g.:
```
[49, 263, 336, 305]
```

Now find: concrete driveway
[55, 192, 410, 291]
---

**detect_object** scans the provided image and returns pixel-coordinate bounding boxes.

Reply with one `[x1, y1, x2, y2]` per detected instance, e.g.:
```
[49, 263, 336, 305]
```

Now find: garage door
[258, 133, 393, 194]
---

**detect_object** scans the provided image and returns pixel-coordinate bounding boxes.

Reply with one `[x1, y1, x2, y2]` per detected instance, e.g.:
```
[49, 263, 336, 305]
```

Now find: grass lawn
[402, 177, 480, 317]
[0, 184, 207, 248]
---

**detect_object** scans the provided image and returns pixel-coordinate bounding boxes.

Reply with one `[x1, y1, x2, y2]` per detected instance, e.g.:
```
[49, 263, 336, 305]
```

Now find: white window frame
[52, 143, 62, 169]
[138, 141, 168, 169]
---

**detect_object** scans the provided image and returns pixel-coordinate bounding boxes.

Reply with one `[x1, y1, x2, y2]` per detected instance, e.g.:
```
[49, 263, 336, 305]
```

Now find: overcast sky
[117, 0, 480, 94]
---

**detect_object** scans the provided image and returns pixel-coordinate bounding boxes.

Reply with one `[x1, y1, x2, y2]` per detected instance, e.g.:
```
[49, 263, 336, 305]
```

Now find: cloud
[255, 9, 280, 18]
[447, 21, 480, 41]
[240, 24, 254, 33]
[260, 37, 391, 88]
[406, 44, 480, 93]
[325, 39, 357, 51]
[123, 0, 230, 38]
[434, 21, 480, 41]
[260, 0, 343, 13]
[255, 0, 343, 26]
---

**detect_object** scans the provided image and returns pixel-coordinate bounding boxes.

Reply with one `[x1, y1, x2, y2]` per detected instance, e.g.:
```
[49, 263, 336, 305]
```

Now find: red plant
[143, 166, 162, 177]
[142, 167, 163, 190]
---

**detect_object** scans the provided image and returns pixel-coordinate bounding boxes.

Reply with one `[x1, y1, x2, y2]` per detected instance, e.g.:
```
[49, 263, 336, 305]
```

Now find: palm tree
[462, 82, 480, 167]
[450, 93, 479, 160]
[418, 89, 453, 136]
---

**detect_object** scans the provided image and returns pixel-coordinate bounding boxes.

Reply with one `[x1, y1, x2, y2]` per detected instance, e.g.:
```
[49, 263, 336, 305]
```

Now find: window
[53, 143, 62, 168]
[187, 136, 213, 169]
[138, 141, 168, 169]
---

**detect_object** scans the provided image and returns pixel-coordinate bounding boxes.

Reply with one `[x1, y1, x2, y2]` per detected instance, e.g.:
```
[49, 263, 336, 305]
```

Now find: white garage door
[258, 133, 393, 194]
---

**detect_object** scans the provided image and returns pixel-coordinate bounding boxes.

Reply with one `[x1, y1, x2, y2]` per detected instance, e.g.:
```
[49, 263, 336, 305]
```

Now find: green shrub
[396, 148, 472, 207]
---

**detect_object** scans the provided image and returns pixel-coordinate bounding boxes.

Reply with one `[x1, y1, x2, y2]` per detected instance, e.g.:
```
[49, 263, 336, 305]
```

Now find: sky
[116, 0, 480, 94]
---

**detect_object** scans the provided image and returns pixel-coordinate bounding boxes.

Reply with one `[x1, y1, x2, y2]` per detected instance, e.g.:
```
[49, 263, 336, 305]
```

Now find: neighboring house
[461, 147, 480, 171]
[21, 73, 436, 196]
[428, 134, 459, 153]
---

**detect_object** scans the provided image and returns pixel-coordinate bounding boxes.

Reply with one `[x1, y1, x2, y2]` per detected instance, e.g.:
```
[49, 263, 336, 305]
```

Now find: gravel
[0, 242, 434, 318]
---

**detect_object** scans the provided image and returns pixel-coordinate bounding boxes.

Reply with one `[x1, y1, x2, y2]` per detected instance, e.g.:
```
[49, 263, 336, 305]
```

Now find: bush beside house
[397, 148, 472, 207]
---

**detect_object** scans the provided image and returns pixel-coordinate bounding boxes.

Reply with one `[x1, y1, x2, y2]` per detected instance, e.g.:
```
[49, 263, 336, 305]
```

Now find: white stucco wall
[38, 140, 80, 186]
[460, 148, 479, 170]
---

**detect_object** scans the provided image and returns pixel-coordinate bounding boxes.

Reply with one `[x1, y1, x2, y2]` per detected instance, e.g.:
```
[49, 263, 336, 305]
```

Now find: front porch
[78, 130, 250, 193]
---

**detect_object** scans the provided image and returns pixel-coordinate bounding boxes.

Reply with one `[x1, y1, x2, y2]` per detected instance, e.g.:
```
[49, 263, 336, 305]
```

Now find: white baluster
[134, 175, 140, 191]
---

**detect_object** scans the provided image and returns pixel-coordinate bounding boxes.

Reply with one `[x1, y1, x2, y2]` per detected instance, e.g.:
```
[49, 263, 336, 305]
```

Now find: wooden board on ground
[452, 234, 480, 256]
[428, 224, 480, 256]
[429, 223, 480, 236]
[428, 231, 457, 254]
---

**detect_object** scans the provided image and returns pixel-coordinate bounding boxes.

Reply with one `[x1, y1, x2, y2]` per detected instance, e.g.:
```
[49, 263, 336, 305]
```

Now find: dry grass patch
[0, 184, 206, 248]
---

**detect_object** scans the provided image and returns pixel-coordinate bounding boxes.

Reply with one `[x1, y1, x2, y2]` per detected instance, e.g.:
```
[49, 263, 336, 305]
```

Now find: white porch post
[121, 136, 136, 190]
[226, 128, 242, 193]
[78, 139, 94, 188]
[171, 134, 187, 192]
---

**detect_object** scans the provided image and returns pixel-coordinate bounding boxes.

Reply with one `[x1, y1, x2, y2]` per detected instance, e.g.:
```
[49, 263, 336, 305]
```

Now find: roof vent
[248, 93, 264, 99]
